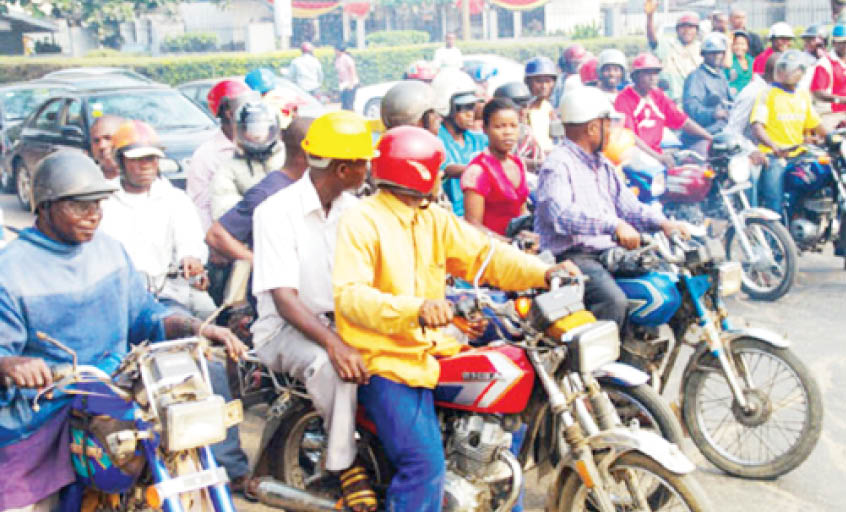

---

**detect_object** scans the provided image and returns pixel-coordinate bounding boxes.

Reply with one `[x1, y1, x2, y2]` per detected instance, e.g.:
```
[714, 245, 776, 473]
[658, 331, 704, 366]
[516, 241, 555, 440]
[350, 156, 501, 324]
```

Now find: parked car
[354, 54, 524, 120]
[177, 76, 325, 119]
[7, 83, 217, 210]
[41, 67, 155, 84]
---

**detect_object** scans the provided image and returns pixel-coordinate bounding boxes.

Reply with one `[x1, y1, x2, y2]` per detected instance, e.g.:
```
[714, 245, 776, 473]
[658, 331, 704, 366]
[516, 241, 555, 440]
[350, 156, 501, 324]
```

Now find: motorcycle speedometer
[728, 155, 751, 184]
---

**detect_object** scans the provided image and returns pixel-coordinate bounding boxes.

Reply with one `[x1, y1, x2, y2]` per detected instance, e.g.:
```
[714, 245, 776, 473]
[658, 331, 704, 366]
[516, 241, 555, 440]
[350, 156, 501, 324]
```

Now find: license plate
[155, 466, 228, 499]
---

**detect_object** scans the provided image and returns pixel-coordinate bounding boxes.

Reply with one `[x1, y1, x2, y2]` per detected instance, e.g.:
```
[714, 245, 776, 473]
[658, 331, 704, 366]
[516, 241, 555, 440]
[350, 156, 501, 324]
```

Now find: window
[65, 100, 84, 129]
[86, 90, 214, 131]
[33, 99, 65, 133]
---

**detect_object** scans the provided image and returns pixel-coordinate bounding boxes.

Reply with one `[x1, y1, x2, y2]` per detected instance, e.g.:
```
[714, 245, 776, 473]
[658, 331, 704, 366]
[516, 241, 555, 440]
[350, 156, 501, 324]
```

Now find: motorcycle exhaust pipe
[253, 477, 350, 511]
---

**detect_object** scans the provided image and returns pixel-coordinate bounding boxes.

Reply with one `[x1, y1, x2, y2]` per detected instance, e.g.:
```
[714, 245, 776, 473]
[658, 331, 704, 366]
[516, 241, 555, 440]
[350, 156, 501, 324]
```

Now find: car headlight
[718, 261, 743, 297]
[564, 321, 620, 374]
[163, 395, 227, 451]
[651, 170, 666, 197]
[158, 158, 179, 173]
[728, 155, 751, 184]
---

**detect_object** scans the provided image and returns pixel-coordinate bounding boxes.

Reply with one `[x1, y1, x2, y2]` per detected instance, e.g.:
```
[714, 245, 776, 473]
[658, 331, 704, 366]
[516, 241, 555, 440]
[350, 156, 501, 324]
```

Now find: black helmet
[381, 80, 437, 129]
[32, 150, 119, 211]
[493, 82, 532, 108]
[709, 131, 744, 159]
[234, 100, 280, 157]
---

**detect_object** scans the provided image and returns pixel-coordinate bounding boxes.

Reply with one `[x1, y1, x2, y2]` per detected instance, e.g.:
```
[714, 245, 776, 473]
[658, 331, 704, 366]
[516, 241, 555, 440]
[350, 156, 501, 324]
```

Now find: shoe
[231, 475, 259, 502]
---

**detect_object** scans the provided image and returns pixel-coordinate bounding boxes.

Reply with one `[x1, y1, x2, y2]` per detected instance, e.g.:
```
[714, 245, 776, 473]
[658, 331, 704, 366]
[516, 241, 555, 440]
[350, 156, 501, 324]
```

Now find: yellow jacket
[333, 191, 549, 388]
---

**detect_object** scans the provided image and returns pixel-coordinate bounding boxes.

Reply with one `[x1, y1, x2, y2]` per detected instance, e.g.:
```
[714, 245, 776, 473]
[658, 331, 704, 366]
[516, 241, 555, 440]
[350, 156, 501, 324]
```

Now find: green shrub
[366, 30, 430, 47]
[161, 32, 218, 53]
[569, 22, 602, 40]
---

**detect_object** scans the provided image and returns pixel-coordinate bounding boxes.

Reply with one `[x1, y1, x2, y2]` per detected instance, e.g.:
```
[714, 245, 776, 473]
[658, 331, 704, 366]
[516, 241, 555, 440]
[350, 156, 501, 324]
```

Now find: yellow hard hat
[301, 110, 375, 160]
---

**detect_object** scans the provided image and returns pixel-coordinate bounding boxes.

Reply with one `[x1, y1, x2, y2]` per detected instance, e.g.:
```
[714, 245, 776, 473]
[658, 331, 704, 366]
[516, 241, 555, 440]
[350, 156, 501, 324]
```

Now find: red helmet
[579, 57, 599, 84]
[207, 79, 250, 117]
[563, 44, 588, 63]
[372, 126, 446, 196]
[676, 12, 700, 28]
[630, 53, 663, 75]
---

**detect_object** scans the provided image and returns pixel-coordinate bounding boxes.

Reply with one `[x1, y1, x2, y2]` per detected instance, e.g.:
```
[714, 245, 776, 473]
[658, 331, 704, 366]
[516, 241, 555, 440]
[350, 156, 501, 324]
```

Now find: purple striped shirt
[534, 138, 666, 255]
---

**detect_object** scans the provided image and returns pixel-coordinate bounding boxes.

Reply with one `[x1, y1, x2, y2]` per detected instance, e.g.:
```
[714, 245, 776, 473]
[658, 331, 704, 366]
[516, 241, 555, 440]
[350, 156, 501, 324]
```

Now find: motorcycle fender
[739, 207, 781, 223]
[722, 327, 790, 348]
[593, 362, 650, 387]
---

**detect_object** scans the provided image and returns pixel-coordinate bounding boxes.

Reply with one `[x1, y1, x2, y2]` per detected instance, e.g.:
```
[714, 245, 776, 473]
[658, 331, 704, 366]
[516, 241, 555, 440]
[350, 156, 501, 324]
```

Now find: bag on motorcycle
[69, 410, 145, 493]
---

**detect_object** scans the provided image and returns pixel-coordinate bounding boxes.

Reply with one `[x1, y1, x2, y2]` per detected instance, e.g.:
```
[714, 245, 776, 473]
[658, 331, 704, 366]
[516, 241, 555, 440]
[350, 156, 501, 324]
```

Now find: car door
[20, 98, 66, 171]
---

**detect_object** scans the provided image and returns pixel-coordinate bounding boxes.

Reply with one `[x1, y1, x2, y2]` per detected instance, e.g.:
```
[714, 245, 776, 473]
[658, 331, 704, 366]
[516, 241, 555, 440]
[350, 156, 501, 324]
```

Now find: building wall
[544, 0, 601, 34]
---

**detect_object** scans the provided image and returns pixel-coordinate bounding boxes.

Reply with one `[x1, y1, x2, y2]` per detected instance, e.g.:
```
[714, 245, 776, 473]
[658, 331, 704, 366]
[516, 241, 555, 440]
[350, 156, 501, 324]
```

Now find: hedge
[365, 30, 430, 47]
[0, 35, 649, 90]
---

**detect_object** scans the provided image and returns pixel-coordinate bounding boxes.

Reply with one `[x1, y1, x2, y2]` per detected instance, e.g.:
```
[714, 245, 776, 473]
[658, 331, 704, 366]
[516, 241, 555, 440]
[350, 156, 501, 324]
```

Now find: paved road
[1, 194, 843, 511]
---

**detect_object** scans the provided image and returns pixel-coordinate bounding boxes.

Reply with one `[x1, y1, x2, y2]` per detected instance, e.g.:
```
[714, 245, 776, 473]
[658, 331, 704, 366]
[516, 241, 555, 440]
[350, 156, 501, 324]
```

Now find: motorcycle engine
[443, 415, 516, 512]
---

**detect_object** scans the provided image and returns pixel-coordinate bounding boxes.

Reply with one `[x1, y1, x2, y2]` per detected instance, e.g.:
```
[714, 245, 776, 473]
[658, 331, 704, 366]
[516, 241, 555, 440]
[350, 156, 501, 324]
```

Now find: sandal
[338, 465, 378, 512]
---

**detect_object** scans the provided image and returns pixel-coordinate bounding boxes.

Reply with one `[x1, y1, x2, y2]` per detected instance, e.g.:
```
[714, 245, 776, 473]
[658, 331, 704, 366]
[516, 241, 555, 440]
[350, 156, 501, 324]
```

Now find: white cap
[768, 22, 794, 39]
[560, 86, 623, 124]
[123, 146, 165, 159]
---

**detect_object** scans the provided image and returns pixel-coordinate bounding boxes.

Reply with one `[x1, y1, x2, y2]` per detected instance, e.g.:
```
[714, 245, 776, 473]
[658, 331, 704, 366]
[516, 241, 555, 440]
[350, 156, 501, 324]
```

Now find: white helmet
[560, 86, 623, 124]
[598, 49, 627, 73]
[768, 22, 794, 39]
[431, 68, 479, 117]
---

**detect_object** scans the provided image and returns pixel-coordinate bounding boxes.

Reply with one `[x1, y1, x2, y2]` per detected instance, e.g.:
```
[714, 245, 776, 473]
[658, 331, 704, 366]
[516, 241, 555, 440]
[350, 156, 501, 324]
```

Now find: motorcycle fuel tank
[616, 271, 682, 326]
[785, 160, 834, 195]
[663, 164, 712, 203]
[435, 345, 535, 414]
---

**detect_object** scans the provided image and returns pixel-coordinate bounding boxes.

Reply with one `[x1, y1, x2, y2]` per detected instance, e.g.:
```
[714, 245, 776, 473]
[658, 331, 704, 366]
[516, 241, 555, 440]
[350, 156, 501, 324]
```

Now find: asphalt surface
[1, 193, 843, 512]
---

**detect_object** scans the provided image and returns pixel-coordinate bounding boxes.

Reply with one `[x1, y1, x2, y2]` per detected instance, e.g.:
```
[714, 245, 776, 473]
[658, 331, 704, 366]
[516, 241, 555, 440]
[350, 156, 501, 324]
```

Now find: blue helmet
[524, 56, 557, 79]
[245, 67, 277, 94]
[833, 24, 846, 42]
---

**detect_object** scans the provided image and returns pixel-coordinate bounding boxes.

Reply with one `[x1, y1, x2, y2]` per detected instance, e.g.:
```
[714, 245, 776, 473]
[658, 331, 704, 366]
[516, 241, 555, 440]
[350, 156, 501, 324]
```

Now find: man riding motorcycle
[0, 151, 246, 511]
[535, 86, 689, 327]
[811, 24, 846, 130]
[682, 33, 733, 156]
[753, 22, 796, 75]
[523, 56, 558, 154]
[251, 111, 376, 512]
[332, 125, 579, 511]
[645, 1, 702, 102]
[597, 49, 628, 102]
[89, 114, 125, 182]
[380, 80, 441, 135]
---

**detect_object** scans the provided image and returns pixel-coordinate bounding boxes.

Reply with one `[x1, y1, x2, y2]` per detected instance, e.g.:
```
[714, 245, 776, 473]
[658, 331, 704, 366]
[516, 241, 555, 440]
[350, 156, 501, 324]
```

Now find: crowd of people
[4, 4, 846, 511]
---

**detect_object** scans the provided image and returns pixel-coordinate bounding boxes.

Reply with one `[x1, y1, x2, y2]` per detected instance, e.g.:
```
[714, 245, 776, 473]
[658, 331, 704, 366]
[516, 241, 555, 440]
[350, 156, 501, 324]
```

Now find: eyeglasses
[59, 199, 102, 217]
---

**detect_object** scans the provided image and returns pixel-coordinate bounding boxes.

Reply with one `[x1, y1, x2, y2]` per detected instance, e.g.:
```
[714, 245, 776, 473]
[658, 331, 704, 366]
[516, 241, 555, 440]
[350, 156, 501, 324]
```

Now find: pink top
[335, 53, 359, 90]
[461, 151, 528, 236]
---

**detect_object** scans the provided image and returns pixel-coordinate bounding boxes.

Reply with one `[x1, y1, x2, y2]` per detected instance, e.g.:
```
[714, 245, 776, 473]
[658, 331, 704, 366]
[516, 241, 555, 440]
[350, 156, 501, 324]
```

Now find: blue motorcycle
[23, 335, 241, 512]
[609, 233, 822, 479]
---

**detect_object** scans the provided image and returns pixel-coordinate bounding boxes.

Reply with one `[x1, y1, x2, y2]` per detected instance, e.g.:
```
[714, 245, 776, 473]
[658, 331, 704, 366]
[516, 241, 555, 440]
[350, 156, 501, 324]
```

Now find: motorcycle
[251, 251, 710, 512]
[780, 133, 846, 268]
[6, 333, 243, 511]
[608, 232, 822, 479]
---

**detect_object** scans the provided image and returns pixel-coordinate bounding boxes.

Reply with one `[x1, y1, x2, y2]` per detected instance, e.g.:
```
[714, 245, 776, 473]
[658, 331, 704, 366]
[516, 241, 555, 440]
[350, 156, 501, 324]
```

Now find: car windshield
[2, 87, 68, 122]
[86, 90, 214, 131]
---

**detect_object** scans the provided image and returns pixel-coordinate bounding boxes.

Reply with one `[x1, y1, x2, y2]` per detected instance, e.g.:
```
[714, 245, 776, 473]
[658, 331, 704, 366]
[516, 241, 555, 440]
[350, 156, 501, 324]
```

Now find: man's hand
[200, 324, 248, 361]
[419, 299, 454, 329]
[749, 151, 768, 167]
[327, 338, 370, 385]
[0, 356, 52, 389]
[544, 261, 581, 286]
[181, 257, 205, 279]
[615, 221, 641, 250]
[772, 146, 792, 159]
[657, 153, 676, 169]
[660, 220, 692, 240]
[644, 0, 659, 15]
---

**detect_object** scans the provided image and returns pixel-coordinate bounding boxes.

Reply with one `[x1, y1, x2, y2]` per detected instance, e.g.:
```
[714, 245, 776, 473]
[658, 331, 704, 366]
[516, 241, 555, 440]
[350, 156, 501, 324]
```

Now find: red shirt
[614, 86, 688, 154]
[810, 54, 846, 112]
[461, 151, 528, 236]
[752, 47, 774, 75]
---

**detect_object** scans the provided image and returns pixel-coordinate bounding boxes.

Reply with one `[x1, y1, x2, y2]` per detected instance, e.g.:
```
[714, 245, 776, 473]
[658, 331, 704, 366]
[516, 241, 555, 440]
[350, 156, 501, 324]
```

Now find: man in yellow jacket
[333, 126, 578, 511]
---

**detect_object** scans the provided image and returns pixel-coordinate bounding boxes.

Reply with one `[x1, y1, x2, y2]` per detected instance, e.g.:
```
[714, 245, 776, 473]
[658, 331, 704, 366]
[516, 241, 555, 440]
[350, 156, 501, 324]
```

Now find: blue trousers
[207, 361, 250, 479]
[761, 156, 787, 215]
[358, 376, 445, 512]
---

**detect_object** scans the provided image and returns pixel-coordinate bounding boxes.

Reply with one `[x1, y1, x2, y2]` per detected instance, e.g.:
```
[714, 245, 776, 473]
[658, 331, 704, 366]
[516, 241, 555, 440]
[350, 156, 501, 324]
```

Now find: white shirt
[434, 47, 463, 70]
[727, 74, 769, 141]
[100, 178, 208, 304]
[187, 130, 237, 232]
[251, 172, 359, 346]
[288, 53, 324, 93]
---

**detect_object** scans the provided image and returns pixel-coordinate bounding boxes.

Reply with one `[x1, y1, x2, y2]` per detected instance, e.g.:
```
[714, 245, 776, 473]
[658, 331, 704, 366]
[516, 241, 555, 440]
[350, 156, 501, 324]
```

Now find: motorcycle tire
[552, 451, 711, 512]
[682, 337, 823, 479]
[725, 218, 797, 301]
[597, 378, 686, 449]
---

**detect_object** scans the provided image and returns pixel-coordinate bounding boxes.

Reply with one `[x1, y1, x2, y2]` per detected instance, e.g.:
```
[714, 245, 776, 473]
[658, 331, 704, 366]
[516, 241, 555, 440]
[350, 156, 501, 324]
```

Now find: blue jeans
[207, 361, 250, 479]
[761, 156, 787, 215]
[358, 376, 445, 512]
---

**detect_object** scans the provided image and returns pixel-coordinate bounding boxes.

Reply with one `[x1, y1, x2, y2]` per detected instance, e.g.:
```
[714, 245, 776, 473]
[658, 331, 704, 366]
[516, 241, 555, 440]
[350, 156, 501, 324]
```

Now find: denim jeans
[760, 156, 788, 215]
[358, 376, 445, 512]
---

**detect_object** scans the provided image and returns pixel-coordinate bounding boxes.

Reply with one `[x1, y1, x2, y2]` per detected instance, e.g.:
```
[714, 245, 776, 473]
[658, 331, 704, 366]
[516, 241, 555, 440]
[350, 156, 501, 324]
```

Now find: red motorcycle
[248, 266, 708, 512]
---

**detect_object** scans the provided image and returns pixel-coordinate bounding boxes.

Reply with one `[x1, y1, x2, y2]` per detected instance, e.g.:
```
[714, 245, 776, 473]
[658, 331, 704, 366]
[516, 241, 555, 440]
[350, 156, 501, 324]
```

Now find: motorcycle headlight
[163, 395, 227, 452]
[728, 155, 751, 184]
[564, 321, 620, 374]
[718, 261, 743, 297]
[651, 170, 666, 197]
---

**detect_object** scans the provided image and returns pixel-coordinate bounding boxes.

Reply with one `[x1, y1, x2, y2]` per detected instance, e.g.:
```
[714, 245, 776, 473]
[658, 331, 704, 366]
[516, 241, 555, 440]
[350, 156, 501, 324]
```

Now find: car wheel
[14, 160, 31, 211]
[363, 97, 382, 120]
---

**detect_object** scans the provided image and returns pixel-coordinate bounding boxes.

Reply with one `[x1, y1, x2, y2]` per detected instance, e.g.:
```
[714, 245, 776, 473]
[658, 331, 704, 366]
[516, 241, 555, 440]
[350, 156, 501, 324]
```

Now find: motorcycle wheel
[682, 338, 823, 479]
[597, 379, 686, 448]
[553, 451, 710, 512]
[725, 218, 797, 301]
[264, 402, 391, 500]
